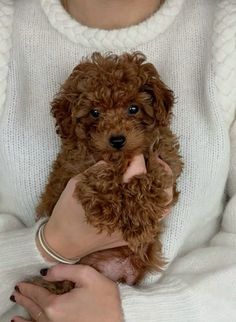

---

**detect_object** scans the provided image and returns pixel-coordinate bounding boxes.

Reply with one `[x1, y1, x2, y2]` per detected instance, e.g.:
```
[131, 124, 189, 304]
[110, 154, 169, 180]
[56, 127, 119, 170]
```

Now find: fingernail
[11, 320, 14, 322]
[40, 268, 48, 276]
[14, 285, 20, 292]
[9, 295, 15, 302]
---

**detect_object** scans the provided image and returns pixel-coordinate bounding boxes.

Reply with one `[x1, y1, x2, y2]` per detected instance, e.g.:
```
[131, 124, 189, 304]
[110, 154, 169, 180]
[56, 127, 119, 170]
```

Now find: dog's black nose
[109, 135, 126, 149]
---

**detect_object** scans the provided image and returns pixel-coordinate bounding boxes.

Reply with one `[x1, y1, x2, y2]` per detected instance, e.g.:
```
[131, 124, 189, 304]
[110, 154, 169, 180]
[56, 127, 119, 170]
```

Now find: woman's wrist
[35, 232, 58, 263]
[43, 221, 79, 258]
[36, 222, 81, 264]
[35, 220, 79, 262]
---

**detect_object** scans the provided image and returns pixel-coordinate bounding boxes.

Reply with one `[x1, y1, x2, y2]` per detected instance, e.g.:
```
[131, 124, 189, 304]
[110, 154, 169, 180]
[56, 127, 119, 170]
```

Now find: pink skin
[122, 154, 147, 183]
[11, 154, 173, 322]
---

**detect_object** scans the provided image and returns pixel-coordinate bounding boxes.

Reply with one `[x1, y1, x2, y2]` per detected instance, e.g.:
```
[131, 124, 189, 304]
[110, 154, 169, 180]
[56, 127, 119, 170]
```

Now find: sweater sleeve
[119, 117, 236, 322]
[0, 2, 56, 317]
[0, 216, 54, 317]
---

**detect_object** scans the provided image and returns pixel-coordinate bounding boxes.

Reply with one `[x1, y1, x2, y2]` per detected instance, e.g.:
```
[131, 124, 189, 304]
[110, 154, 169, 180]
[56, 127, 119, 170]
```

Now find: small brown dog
[35, 52, 183, 293]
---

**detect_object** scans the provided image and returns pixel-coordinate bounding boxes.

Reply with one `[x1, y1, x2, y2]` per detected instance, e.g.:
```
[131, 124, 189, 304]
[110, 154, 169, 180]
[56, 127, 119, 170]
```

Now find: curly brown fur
[34, 52, 183, 293]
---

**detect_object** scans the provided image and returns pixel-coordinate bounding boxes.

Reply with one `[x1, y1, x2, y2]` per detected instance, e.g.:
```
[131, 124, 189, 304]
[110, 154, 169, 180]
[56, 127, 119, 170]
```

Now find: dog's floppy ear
[139, 59, 175, 127]
[141, 79, 174, 127]
[51, 93, 75, 140]
[51, 65, 82, 141]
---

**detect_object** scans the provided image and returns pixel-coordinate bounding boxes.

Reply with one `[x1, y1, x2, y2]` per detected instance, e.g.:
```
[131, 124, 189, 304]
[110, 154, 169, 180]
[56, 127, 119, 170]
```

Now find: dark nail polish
[11, 320, 14, 322]
[40, 268, 48, 276]
[10, 295, 15, 302]
[14, 285, 20, 292]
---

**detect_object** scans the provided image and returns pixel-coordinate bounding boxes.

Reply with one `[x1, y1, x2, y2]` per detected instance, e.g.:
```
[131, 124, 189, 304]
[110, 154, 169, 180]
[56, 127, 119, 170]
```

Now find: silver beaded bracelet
[37, 221, 80, 265]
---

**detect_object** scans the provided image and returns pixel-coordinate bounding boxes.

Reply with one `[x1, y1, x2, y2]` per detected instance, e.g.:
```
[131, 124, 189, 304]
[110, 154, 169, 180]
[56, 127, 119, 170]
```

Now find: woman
[0, 0, 236, 321]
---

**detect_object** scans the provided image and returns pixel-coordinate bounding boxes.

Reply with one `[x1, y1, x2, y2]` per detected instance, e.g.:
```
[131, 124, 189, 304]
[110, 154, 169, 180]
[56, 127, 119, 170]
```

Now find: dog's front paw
[75, 163, 122, 233]
[121, 169, 172, 251]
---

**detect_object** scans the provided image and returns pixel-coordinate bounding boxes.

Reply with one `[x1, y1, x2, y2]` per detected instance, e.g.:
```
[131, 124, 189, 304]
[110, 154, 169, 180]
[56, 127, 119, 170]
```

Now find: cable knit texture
[212, 0, 236, 126]
[0, 0, 13, 119]
[0, 0, 235, 321]
[41, 0, 185, 49]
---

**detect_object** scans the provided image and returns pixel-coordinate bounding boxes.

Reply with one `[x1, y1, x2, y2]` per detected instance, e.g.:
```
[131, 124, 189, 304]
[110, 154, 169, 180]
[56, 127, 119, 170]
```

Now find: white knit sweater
[0, 0, 236, 321]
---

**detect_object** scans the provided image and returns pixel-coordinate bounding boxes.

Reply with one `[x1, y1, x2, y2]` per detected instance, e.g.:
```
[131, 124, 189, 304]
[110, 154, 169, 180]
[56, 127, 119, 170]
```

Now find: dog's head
[51, 52, 174, 160]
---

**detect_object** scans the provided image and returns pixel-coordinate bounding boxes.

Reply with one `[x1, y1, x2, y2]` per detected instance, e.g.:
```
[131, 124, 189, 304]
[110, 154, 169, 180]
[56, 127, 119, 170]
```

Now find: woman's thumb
[123, 154, 147, 183]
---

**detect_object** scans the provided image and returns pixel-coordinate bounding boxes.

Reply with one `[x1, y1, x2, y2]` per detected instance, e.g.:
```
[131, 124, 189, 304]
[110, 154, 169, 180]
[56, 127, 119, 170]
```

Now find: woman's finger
[16, 282, 55, 310]
[155, 155, 174, 220]
[123, 154, 147, 183]
[156, 155, 172, 175]
[42, 264, 97, 288]
[156, 155, 173, 202]
[12, 291, 43, 322]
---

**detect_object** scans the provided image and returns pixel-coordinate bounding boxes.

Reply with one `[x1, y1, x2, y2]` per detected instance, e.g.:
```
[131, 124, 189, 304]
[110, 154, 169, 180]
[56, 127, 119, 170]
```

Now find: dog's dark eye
[90, 109, 100, 119]
[128, 104, 139, 115]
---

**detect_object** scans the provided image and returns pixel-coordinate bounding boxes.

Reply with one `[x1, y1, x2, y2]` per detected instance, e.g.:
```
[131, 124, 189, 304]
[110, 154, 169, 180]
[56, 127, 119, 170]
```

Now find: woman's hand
[37, 155, 148, 261]
[36, 154, 173, 262]
[11, 264, 123, 322]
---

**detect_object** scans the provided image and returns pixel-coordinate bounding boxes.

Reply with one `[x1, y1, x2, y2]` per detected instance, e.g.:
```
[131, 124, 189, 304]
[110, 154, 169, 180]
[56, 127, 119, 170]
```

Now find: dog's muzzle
[109, 135, 126, 150]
